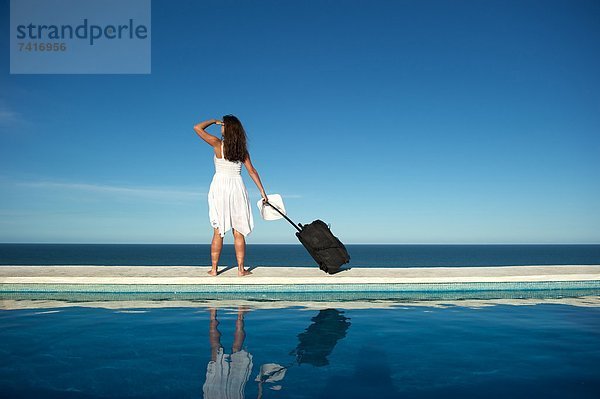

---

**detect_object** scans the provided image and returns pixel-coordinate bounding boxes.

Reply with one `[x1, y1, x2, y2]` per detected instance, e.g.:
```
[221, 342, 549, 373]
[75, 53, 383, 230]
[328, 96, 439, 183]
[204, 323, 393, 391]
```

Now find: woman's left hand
[214, 119, 223, 125]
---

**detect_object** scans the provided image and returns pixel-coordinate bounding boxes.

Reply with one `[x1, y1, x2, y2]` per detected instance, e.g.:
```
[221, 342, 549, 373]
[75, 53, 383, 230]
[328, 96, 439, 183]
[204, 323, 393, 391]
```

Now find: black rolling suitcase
[264, 200, 350, 274]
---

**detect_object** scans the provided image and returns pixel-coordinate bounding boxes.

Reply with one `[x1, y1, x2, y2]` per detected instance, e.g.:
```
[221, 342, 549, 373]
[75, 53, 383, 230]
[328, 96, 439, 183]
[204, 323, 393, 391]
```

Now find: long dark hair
[222, 114, 249, 163]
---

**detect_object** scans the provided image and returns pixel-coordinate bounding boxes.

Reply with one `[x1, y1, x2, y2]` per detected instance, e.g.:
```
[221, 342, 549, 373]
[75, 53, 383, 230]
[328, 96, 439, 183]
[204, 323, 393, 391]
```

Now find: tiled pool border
[3, 288, 600, 304]
[1, 280, 600, 293]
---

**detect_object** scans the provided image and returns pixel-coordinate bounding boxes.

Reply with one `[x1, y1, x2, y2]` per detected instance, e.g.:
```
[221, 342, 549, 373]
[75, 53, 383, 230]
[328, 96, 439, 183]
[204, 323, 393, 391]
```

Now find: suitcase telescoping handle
[264, 199, 302, 233]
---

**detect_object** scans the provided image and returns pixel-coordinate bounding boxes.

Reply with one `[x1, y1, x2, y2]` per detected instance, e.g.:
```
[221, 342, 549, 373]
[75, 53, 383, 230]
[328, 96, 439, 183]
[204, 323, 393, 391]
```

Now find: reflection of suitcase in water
[264, 200, 351, 274]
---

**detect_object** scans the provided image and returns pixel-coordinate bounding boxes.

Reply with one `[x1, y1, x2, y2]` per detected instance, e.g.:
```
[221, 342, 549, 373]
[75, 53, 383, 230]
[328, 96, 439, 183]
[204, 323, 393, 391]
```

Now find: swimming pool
[1, 294, 599, 398]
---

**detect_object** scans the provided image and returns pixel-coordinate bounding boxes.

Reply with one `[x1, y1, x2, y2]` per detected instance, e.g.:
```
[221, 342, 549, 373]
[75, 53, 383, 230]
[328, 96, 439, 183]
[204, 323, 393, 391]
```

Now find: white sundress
[203, 347, 254, 399]
[208, 141, 254, 238]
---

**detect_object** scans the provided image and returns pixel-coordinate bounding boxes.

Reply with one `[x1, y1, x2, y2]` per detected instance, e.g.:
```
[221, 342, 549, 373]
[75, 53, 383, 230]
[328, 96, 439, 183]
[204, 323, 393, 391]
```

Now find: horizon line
[1, 242, 599, 245]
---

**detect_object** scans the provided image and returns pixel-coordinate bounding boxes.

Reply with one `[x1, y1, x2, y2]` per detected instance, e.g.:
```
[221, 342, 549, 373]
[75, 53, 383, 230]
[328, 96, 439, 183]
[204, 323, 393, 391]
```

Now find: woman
[203, 306, 254, 398]
[194, 115, 268, 277]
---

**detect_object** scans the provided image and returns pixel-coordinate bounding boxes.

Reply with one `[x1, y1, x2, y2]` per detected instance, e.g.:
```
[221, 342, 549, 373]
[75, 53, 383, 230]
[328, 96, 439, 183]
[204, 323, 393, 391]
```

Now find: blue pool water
[1, 298, 599, 398]
[1, 244, 599, 267]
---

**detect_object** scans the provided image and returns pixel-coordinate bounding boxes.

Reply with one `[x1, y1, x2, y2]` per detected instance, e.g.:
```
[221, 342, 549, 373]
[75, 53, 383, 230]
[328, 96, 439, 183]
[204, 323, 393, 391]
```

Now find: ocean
[1, 243, 599, 267]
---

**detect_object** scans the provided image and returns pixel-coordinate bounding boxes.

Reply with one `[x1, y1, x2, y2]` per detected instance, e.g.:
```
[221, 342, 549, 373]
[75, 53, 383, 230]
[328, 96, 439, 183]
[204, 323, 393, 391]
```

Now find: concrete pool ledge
[1, 265, 600, 293]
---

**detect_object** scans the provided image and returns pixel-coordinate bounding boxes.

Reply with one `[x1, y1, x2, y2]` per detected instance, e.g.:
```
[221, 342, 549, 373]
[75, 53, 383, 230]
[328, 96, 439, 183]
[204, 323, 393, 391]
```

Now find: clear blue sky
[1, 0, 599, 244]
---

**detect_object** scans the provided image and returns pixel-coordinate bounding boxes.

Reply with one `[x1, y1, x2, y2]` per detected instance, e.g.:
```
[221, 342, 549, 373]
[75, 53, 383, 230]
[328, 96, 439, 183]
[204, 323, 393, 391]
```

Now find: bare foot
[238, 269, 252, 277]
[237, 305, 252, 316]
[207, 269, 218, 276]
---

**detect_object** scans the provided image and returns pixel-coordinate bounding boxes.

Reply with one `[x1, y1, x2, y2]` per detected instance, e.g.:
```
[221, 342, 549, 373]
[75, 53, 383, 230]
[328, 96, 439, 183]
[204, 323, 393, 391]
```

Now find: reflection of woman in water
[203, 306, 253, 399]
[202, 307, 353, 398]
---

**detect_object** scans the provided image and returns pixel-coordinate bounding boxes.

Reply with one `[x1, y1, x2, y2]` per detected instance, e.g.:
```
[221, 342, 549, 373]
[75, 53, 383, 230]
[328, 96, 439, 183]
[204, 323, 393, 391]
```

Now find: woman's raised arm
[193, 118, 221, 146]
